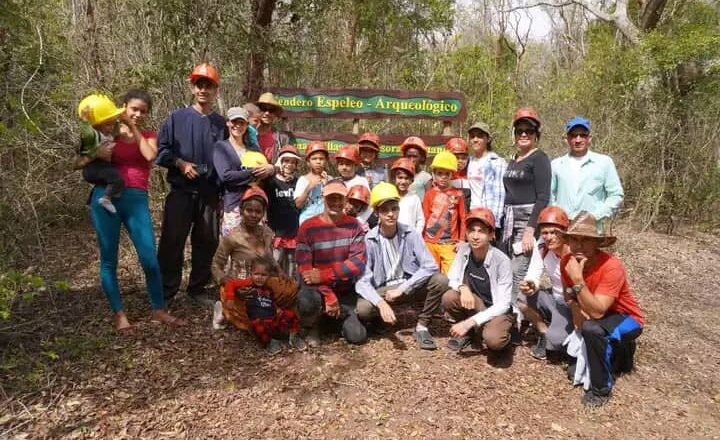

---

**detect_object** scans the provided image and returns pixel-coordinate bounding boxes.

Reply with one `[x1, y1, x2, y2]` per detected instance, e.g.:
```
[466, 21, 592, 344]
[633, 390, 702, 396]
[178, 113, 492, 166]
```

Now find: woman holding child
[87, 90, 185, 330]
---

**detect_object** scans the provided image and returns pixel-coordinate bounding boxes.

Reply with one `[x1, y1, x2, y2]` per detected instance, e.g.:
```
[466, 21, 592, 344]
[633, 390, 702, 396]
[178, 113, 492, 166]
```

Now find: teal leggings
[90, 186, 164, 312]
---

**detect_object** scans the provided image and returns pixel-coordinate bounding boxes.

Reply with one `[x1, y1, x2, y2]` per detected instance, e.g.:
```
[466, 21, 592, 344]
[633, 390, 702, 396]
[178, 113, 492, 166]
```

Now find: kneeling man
[356, 183, 448, 350]
[560, 212, 644, 407]
[443, 208, 514, 352]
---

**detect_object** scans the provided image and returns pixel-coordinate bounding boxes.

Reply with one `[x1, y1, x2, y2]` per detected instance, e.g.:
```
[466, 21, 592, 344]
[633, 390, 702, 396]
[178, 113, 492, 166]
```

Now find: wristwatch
[567, 283, 585, 297]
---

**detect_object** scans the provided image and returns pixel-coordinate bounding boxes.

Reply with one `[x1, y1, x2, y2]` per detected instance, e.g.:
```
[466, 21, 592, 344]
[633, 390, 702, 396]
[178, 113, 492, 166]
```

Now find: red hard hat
[335, 144, 361, 165]
[305, 141, 329, 160]
[189, 63, 220, 86]
[241, 186, 268, 206]
[347, 184, 371, 205]
[512, 107, 541, 128]
[400, 136, 428, 156]
[358, 132, 381, 151]
[466, 207, 496, 230]
[390, 158, 416, 178]
[445, 137, 468, 155]
[277, 144, 301, 159]
[538, 206, 570, 229]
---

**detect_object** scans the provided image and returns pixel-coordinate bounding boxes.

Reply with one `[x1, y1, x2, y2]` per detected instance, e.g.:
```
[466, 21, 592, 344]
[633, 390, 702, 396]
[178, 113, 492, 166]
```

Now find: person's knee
[484, 328, 511, 351]
[297, 288, 322, 316]
[428, 273, 449, 293]
[581, 319, 605, 340]
[441, 289, 459, 310]
[356, 299, 377, 321]
[342, 316, 368, 345]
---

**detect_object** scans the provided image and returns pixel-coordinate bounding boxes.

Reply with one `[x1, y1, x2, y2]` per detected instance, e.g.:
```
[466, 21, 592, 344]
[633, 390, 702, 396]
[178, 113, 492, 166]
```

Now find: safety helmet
[276, 145, 302, 164]
[335, 144, 361, 165]
[241, 151, 269, 168]
[241, 186, 269, 206]
[358, 132, 381, 151]
[465, 207, 496, 231]
[77, 94, 125, 126]
[431, 151, 458, 172]
[400, 136, 428, 157]
[538, 206, 570, 230]
[512, 107, 541, 128]
[390, 158, 415, 178]
[370, 182, 401, 209]
[445, 137, 468, 155]
[347, 185, 371, 206]
[189, 63, 220, 86]
[304, 141, 329, 160]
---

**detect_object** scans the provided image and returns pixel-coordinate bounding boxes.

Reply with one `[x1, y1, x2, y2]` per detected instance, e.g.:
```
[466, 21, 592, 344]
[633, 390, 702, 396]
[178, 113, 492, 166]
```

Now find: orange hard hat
[189, 63, 220, 86]
[358, 132, 381, 151]
[445, 137, 468, 155]
[335, 144, 361, 165]
[390, 157, 416, 178]
[241, 186, 268, 206]
[538, 206, 570, 229]
[512, 107, 541, 128]
[400, 136, 428, 157]
[347, 184, 371, 205]
[466, 207, 496, 230]
[305, 141, 329, 160]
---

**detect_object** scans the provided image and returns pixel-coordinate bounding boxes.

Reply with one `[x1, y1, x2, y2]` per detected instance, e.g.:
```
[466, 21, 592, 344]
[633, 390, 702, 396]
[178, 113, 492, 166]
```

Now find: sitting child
[223, 255, 307, 355]
[344, 184, 374, 230]
[76, 94, 126, 214]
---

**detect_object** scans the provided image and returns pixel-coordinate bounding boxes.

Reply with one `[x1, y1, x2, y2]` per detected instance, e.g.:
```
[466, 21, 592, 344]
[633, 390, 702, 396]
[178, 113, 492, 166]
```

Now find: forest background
[0, 0, 719, 315]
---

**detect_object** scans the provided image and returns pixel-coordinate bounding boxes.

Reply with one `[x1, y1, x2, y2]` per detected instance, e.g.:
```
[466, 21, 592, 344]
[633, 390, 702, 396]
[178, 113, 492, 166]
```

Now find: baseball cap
[467, 121, 491, 136]
[322, 180, 348, 197]
[565, 116, 591, 133]
[227, 107, 249, 122]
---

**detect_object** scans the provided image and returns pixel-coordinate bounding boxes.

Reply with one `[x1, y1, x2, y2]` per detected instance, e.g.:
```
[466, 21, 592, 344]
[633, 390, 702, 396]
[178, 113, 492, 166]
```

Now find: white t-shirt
[398, 193, 425, 234]
[543, 250, 564, 301]
[466, 154, 489, 208]
[294, 174, 325, 226]
[342, 174, 370, 190]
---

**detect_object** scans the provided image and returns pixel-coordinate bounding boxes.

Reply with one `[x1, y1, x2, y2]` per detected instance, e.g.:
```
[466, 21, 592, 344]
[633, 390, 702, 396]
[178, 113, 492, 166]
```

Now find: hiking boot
[98, 196, 117, 214]
[531, 333, 547, 360]
[305, 327, 321, 348]
[582, 390, 611, 408]
[212, 301, 226, 330]
[266, 339, 283, 356]
[289, 333, 307, 351]
[414, 329, 437, 350]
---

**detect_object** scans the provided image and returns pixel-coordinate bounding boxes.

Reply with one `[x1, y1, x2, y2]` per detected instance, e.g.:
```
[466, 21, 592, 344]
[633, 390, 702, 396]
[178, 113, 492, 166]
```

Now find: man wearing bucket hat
[559, 211, 644, 407]
[355, 183, 449, 350]
[550, 117, 624, 222]
[255, 92, 292, 163]
[156, 62, 228, 306]
[295, 180, 368, 346]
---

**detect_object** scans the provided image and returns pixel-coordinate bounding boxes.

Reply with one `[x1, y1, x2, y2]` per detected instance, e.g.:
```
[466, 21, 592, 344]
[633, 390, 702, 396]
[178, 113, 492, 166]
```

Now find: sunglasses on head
[514, 127, 537, 136]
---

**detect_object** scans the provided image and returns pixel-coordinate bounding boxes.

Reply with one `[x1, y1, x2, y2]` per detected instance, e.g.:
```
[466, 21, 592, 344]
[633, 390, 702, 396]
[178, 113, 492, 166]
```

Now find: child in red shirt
[423, 151, 466, 273]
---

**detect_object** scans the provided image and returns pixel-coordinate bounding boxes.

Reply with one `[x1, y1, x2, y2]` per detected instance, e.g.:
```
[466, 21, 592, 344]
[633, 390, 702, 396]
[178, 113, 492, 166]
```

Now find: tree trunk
[243, 0, 277, 102]
[640, 0, 668, 31]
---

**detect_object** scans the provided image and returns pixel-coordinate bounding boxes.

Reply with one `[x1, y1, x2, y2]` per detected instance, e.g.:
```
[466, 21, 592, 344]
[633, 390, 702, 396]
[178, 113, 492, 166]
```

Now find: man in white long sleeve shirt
[443, 207, 514, 352]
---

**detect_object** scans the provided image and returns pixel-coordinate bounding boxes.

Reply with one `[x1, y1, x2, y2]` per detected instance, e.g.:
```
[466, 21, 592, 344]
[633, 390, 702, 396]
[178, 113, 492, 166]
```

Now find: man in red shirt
[560, 212, 644, 408]
[295, 180, 368, 347]
[255, 92, 291, 163]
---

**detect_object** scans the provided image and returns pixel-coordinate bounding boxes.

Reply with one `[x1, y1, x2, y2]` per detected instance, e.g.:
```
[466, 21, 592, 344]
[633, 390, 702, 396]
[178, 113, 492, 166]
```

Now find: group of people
[75, 63, 643, 408]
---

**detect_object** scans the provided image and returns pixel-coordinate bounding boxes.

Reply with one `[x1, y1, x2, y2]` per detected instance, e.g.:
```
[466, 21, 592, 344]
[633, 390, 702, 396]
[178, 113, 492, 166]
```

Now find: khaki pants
[442, 289, 514, 351]
[355, 273, 449, 328]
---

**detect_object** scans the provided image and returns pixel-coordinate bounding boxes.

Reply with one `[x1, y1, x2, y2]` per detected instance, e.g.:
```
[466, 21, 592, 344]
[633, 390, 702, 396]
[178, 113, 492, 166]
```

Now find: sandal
[414, 329, 437, 350]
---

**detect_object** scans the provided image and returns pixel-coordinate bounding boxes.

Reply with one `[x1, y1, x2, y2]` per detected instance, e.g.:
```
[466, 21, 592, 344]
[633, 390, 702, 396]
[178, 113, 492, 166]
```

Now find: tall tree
[243, 0, 277, 101]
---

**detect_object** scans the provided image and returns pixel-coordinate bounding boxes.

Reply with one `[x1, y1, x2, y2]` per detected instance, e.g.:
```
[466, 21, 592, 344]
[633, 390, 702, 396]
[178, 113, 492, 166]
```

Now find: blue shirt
[156, 107, 228, 193]
[550, 151, 624, 221]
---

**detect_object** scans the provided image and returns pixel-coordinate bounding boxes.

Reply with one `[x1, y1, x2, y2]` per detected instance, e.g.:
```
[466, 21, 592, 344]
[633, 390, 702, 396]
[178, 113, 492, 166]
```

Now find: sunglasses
[514, 128, 537, 136]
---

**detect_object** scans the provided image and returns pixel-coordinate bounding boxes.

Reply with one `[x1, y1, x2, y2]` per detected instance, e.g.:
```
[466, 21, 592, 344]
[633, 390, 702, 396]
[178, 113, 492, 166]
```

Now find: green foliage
[0, 271, 44, 320]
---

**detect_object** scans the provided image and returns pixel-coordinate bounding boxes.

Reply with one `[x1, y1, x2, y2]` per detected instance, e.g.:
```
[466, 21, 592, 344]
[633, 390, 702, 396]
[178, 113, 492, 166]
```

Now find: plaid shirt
[467, 152, 507, 222]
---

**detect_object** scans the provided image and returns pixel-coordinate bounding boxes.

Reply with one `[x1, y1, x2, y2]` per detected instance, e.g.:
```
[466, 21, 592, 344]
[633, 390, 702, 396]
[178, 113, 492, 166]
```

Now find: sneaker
[305, 327, 321, 348]
[582, 390, 611, 408]
[212, 301, 226, 330]
[266, 339, 283, 356]
[531, 333, 547, 360]
[447, 336, 472, 352]
[289, 333, 307, 351]
[98, 196, 117, 214]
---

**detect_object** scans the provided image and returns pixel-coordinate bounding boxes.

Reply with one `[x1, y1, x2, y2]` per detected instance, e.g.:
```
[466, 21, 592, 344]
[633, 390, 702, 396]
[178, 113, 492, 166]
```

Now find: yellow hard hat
[370, 182, 401, 209]
[77, 94, 125, 126]
[241, 151, 269, 168]
[431, 151, 458, 172]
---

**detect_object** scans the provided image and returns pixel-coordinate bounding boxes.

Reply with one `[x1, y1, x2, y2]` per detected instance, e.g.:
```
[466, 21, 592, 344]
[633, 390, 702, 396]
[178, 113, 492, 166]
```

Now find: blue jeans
[90, 186, 164, 312]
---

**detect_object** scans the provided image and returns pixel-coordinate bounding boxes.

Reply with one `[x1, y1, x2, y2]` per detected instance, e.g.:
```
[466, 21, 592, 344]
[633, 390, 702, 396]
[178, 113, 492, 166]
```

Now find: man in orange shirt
[560, 212, 644, 408]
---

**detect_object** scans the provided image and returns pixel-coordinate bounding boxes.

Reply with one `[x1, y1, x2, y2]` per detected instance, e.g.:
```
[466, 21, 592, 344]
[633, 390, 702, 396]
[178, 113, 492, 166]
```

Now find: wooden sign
[267, 88, 467, 122]
[289, 132, 452, 159]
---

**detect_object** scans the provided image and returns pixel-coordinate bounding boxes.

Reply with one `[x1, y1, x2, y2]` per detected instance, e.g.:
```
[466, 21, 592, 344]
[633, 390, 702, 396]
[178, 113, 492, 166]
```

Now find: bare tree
[243, 0, 278, 102]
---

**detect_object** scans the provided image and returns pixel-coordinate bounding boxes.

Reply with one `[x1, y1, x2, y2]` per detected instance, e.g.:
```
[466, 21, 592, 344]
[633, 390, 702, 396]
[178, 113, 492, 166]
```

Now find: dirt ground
[1, 224, 719, 439]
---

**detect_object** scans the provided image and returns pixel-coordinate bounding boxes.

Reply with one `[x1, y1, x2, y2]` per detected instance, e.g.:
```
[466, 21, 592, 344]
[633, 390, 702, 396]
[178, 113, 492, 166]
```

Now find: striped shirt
[295, 214, 367, 306]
